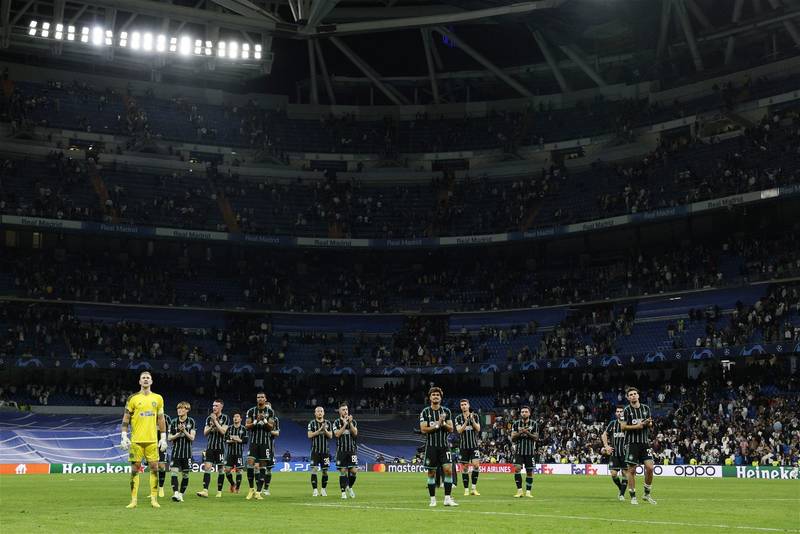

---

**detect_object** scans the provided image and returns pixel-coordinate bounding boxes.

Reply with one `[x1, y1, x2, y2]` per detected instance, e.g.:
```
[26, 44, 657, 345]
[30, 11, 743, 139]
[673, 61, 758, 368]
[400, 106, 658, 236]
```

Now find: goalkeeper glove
[158, 435, 168, 452]
[120, 432, 131, 451]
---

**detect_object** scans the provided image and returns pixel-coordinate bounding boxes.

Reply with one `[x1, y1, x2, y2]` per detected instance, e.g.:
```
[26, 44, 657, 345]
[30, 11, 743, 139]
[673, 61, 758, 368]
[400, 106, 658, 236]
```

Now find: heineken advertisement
[50, 463, 133, 474]
[723, 466, 799, 479]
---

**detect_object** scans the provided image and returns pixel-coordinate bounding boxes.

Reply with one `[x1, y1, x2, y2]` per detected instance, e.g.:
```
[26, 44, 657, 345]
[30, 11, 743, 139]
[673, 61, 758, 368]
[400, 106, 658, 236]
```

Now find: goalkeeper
[120, 370, 168, 509]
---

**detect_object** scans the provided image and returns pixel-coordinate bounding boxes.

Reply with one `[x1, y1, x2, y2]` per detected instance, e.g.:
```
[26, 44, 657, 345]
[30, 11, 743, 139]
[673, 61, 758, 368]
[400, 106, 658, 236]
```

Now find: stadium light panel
[205, 41, 213, 56]
[92, 26, 103, 46]
[194, 39, 202, 55]
[41, 22, 50, 38]
[105, 30, 113, 46]
[119, 31, 128, 47]
[217, 41, 226, 57]
[54, 23, 63, 40]
[80, 27, 89, 43]
[131, 31, 141, 50]
[228, 41, 238, 59]
[156, 34, 166, 53]
[179, 36, 191, 56]
[143, 32, 153, 52]
[169, 37, 178, 53]
[241, 43, 250, 60]
[28, 21, 37, 36]
[67, 25, 75, 41]
[254, 43, 262, 60]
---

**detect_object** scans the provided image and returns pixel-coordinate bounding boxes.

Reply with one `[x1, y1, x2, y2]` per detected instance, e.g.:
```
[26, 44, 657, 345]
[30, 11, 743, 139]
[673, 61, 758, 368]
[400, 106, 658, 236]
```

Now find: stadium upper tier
[1, 110, 799, 239]
[2, 72, 800, 155]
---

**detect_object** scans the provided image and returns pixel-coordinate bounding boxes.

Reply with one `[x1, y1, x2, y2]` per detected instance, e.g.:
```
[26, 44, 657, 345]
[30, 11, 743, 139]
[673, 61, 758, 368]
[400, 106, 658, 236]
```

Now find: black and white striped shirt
[224, 424, 248, 458]
[169, 417, 196, 459]
[623, 404, 652, 445]
[307, 419, 331, 454]
[332, 418, 358, 453]
[419, 406, 453, 448]
[605, 419, 626, 456]
[512, 418, 538, 456]
[204, 413, 229, 451]
[246, 405, 275, 445]
[268, 416, 280, 451]
[455, 412, 479, 450]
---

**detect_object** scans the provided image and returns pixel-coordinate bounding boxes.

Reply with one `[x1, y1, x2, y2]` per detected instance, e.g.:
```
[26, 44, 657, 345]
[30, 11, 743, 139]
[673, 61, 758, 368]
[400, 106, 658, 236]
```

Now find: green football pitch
[1, 472, 797, 533]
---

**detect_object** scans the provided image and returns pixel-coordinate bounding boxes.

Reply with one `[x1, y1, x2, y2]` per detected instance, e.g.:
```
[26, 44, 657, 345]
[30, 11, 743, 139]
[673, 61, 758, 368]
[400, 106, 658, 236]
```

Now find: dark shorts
[248, 444, 272, 463]
[459, 448, 481, 463]
[311, 452, 331, 469]
[225, 454, 243, 469]
[171, 456, 192, 471]
[204, 449, 224, 465]
[423, 446, 452, 469]
[514, 454, 535, 470]
[609, 455, 626, 470]
[625, 443, 653, 466]
[336, 450, 359, 469]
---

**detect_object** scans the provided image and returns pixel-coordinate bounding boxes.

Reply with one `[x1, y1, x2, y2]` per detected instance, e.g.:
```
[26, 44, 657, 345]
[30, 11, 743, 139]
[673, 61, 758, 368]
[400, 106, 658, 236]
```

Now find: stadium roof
[1, 0, 800, 102]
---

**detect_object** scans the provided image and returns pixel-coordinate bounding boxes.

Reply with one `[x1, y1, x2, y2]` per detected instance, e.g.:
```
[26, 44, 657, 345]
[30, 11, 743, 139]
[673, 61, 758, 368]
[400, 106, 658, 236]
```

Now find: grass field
[1, 472, 798, 533]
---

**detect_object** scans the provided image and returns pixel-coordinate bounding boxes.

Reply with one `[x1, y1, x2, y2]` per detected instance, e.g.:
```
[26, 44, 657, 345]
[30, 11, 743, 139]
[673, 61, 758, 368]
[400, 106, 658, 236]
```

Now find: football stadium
[0, 0, 798, 532]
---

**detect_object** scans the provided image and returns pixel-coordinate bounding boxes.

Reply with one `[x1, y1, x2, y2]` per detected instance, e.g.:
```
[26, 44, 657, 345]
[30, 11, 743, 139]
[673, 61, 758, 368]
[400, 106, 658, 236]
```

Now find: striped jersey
[623, 403, 652, 445]
[169, 416, 196, 459]
[512, 418, 538, 456]
[419, 405, 453, 448]
[455, 412, 479, 450]
[246, 405, 275, 445]
[224, 424, 248, 459]
[268, 416, 280, 451]
[332, 417, 358, 453]
[605, 419, 626, 456]
[204, 413, 229, 450]
[307, 419, 331, 454]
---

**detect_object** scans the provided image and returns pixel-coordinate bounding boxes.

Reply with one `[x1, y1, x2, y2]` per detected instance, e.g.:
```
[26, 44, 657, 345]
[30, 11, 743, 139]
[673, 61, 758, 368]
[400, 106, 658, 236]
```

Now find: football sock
[471, 470, 479, 486]
[264, 470, 272, 490]
[235, 473, 242, 489]
[180, 473, 189, 493]
[158, 469, 166, 488]
[311, 473, 318, 489]
[203, 472, 211, 490]
[462, 472, 469, 488]
[443, 475, 452, 496]
[348, 472, 356, 488]
[171, 473, 179, 492]
[620, 476, 628, 495]
[339, 474, 348, 491]
[247, 467, 255, 488]
[130, 472, 140, 498]
[226, 472, 235, 487]
[321, 473, 328, 488]
[629, 489, 636, 498]
[149, 471, 158, 497]
[427, 476, 436, 497]
[217, 473, 225, 491]
[644, 484, 652, 495]
[514, 473, 522, 489]
[435, 468, 441, 487]
[525, 476, 533, 491]
[612, 476, 623, 491]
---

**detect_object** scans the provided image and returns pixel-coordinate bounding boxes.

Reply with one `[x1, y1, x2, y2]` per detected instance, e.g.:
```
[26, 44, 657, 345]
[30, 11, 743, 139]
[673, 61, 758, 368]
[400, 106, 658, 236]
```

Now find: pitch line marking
[290, 502, 799, 532]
